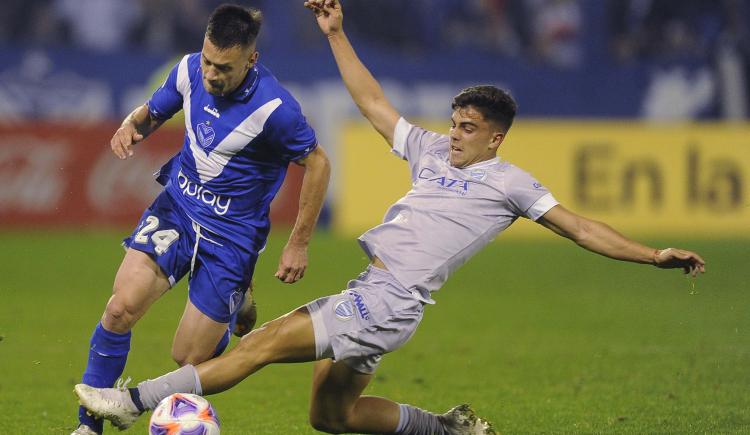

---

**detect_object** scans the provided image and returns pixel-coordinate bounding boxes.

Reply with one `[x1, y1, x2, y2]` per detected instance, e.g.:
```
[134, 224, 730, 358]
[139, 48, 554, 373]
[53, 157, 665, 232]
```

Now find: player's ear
[489, 131, 505, 150]
[248, 50, 259, 68]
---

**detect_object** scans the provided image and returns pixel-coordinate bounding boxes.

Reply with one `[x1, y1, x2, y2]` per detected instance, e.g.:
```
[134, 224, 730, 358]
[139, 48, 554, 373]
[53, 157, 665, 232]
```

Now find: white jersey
[358, 118, 559, 303]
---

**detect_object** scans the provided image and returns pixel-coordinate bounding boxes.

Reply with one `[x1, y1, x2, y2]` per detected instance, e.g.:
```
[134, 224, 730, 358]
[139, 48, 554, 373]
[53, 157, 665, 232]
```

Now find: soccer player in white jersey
[74, 1, 706, 434]
[72, 4, 331, 435]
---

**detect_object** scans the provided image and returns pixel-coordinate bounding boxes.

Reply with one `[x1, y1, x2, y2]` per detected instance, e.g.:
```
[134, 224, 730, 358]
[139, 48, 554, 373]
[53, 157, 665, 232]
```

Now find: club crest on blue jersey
[334, 299, 354, 321]
[197, 122, 215, 148]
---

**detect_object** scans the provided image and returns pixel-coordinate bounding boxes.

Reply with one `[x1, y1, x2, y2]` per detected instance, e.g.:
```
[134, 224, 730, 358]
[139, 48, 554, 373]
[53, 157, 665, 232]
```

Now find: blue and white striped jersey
[147, 54, 317, 250]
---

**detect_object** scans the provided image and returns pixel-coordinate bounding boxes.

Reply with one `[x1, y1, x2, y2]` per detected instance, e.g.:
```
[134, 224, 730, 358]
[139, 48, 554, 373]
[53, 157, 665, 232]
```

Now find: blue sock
[79, 323, 131, 432]
[212, 328, 230, 358]
[128, 388, 146, 413]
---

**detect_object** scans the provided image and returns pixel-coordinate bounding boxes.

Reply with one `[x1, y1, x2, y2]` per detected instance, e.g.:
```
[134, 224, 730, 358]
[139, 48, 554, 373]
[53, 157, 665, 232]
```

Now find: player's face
[448, 106, 505, 168]
[201, 37, 258, 96]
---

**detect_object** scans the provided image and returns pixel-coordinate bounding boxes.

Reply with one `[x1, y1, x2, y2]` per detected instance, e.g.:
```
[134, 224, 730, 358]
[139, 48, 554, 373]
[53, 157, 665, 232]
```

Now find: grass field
[0, 230, 747, 434]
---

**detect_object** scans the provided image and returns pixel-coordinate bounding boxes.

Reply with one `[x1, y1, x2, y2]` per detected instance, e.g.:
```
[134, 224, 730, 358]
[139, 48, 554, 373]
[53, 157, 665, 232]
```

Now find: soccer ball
[149, 393, 220, 435]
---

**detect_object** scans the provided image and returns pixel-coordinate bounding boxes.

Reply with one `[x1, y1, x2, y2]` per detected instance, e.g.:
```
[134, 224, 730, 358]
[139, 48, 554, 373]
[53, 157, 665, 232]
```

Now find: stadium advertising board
[0, 123, 304, 228]
[336, 121, 750, 238]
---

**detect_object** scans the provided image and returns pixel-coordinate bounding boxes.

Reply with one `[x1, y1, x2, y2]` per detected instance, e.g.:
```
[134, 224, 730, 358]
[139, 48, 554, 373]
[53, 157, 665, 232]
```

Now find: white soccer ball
[149, 393, 220, 435]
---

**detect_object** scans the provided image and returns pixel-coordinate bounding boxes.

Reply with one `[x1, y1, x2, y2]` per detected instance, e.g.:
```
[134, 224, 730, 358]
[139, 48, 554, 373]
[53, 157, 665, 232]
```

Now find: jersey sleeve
[506, 167, 559, 220]
[264, 101, 318, 162]
[391, 117, 448, 180]
[146, 56, 187, 121]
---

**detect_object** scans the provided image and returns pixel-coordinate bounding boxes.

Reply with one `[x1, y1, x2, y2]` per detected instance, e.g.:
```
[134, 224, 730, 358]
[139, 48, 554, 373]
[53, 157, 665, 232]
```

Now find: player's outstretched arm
[305, 0, 400, 146]
[111, 103, 164, 159]
[537, 205, 706, 276]
[275, 146, 331, 284]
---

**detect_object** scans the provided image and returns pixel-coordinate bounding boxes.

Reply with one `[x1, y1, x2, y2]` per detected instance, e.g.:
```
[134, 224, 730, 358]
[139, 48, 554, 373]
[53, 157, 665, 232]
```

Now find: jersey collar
[460, 156, 501, 170]
[226, 65, 260, 102]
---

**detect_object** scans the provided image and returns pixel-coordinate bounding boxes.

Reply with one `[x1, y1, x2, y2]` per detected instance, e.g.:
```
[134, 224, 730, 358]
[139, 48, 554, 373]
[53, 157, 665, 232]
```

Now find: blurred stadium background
[1, 0, 749, 235]
[0, 1, 748, 433]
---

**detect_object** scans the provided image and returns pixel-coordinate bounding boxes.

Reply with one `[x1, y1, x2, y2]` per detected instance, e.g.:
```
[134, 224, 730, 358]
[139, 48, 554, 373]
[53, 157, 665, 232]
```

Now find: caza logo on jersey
[418, 167, 470, 194]
[197, 122, 215, 148]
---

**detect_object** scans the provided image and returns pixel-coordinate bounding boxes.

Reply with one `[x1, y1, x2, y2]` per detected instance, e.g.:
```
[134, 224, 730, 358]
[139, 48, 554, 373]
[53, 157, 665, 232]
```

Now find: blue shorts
[123, 191, 257, 325]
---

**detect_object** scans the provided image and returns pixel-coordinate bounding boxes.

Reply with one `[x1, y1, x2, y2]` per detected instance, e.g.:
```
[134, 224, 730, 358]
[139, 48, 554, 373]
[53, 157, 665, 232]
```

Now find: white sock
[136, 365, 200, 410]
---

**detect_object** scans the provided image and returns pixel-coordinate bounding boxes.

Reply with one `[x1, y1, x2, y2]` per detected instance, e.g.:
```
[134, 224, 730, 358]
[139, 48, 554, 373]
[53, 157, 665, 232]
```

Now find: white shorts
[306, 265, 425, 374]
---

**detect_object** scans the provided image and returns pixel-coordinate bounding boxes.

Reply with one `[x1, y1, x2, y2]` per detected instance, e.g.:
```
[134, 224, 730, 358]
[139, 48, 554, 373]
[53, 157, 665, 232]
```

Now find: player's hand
[653, 248, 706, 277]
[110, 123, 144, 160]
[304, 0, 343, 36]
[275, 243, 308, 284]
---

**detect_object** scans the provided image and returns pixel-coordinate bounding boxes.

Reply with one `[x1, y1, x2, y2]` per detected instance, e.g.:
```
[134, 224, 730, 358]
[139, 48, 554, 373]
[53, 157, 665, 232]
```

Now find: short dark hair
[206, 4, 263, 49]
[451, 85, 517, 132]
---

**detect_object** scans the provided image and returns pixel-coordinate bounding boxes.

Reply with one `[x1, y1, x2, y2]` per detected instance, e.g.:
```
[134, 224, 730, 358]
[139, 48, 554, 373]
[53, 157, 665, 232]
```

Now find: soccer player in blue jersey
[72, 4, 330, 435]
[75, 1, 706, 434]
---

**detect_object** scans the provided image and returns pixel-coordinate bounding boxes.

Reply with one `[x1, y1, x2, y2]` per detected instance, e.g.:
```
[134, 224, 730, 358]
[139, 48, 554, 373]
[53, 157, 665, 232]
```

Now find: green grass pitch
[0, 230, 747, 434]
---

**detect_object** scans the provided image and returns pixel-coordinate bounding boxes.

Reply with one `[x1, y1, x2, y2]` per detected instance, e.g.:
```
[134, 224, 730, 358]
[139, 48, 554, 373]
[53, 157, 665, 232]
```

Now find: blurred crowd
[1, 0, 749, 69]
[609, 0, 750, 63]
[343, 0, 584, 68]
[0, 0, 229, 53]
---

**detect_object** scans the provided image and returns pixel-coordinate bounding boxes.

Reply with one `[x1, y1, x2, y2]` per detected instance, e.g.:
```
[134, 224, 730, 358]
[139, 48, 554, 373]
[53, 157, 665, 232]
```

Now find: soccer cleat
[70, 424, 99, 435]
[440, 404, 497, 435]
[74, 384, 141, 430]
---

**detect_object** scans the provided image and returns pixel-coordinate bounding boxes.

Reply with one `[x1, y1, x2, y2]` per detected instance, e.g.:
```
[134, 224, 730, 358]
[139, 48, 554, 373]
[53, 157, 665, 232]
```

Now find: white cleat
[70, 424, 99, 435]
[441, 404, 497, 435]
[74, 384, 141, 430]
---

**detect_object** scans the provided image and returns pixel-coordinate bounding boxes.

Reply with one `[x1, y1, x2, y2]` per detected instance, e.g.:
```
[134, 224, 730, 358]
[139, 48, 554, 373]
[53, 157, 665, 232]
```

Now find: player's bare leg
[75, 306, 317, 429]
[76, 301, 495, 434]
[197, 306, 317, 393]
[171, 299, 231, 366]
[103, 249, 172, 333]
[308, 360, 496, 434]
[309, 359, 400, 433]
[173, 281, 258, 366]
[76, 248, 171, 434]
[174, 279, 258, 366]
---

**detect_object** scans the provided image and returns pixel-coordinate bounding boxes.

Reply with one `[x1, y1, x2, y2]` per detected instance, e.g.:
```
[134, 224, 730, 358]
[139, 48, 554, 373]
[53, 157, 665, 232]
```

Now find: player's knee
[171, 340, 217, 367]
[171, 348, 191, 367]
[102, 296, 137, 331]
[309, 413, 348, 434]
[171, 349, 210, 367]
[308, 396, 355, 434]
